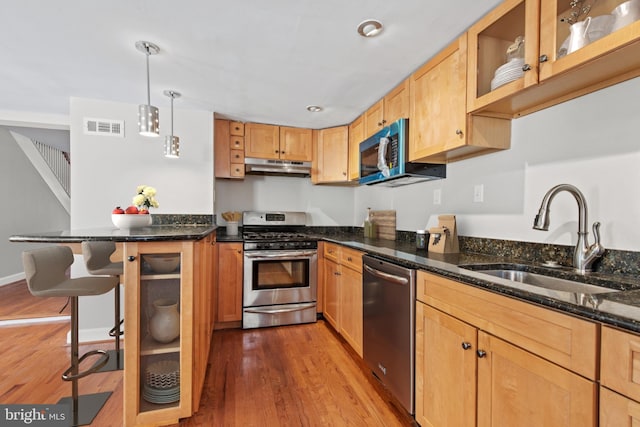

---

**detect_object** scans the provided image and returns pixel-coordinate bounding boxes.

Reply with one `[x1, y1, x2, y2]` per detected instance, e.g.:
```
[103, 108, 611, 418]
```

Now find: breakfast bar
[11, 224, 217, 427]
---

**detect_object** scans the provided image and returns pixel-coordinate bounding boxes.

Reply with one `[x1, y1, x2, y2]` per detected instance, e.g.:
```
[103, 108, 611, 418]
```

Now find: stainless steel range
[242, 211, 318, 329]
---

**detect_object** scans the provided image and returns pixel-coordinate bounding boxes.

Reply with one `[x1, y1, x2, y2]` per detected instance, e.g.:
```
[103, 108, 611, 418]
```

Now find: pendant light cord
[145, 49, 151, 106]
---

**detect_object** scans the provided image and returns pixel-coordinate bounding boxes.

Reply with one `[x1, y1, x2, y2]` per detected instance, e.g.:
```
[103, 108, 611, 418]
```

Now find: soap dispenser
[364, 208, 376, 238]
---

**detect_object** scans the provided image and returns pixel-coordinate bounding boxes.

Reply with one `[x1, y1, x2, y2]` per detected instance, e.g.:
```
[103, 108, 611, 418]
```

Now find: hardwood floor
[0, 314, 415, 426]
[0, 279, 70, 320]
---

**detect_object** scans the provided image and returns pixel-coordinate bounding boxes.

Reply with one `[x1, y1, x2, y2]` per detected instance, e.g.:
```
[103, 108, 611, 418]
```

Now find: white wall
[70, 97, 214, 228]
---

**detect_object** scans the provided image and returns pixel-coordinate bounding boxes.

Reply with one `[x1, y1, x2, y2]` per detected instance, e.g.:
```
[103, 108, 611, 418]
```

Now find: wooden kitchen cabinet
[410, 34, 511, 163]
[468, 0, 640, 117]
[363, 79, 410, 139]
[215, 242, 243, 326]
[214, 119, 245, 179]
[245, 123, 313, 161]
[123, 240, 204, 426]
[600, 325, 640, 426]
[321, 243, 364, 357]
[415, 270, 598, 427]
[313, 125, 349, 183]
[347, 114, 364, 181]
[279, 126, 313, 161]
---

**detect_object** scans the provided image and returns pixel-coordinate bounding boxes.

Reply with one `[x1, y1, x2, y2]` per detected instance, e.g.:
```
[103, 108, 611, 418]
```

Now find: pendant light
[135, 41, 160, 137]
[163, 90, 180, 158]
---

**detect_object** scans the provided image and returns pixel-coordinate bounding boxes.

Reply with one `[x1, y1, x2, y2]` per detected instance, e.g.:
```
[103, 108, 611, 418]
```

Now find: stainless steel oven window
[251, 258, 310, 290]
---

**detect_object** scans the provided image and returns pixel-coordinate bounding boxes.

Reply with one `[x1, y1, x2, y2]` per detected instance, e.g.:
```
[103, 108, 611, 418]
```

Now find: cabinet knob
[522, 63, 531, 72]
[477, 350, 487, 358]
[127, 256, 136, 262]
[455, 129, 463, 136]
[382, 119, 387, 124]
[377, 121, 383, 126]
[347, 257, 352, 261]
[539, 54, 548, 63]
[275, 150, 279, 153]
[461, 342, 472, 350]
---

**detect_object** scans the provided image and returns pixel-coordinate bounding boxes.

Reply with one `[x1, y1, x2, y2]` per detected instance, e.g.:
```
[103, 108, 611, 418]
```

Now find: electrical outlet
[433, 189, 442, 205]
[474, 184, 484, 203]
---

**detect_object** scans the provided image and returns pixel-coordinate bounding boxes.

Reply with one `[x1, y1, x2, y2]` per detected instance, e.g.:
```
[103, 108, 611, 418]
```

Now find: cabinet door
[323, 259, 340, 330]
[466, 0, 539, 113]
[477, 332, 597, 427]
[383, 79, 410, 125]
[600, 386, 640, 427]
[416, 303, 477, 427]
[315, 126, 349, 183]
[214, 119, 232, 178]
[601, 326, 640, 402]
[410, 35, 468, 163]
[216, 242, 243, 323]
[339, 265, 363, 357]
[244, 123, 280, 159]
[279, 126, 313, 161]
[123, 241, 193, 426]
[348, 114, 364, 181]
[363, 99, 384, 138]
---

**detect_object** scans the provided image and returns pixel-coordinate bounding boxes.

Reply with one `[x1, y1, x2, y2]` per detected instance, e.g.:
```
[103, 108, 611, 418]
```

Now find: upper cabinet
[244, 123, 280, 159]
[363, 79, 410, 138]
[214, 119, 245, 179]
[410, 34, 511, 163]
[347, 114, 364, 181]
[245, 123, 312, 162]
[468, 0, 640, 117]
[313, 126, 349, 183]
[279, 126, 313, 161]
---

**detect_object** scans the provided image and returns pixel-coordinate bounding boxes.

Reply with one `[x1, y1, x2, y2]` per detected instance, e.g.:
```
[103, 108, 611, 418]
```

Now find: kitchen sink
[459, 263, 620, 307]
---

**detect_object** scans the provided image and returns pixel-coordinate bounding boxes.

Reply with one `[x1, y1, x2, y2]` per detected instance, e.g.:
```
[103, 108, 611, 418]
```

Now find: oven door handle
[244, 250, 317, 260]
[364, 264, 409, 285]
[244, 303, 316, 315]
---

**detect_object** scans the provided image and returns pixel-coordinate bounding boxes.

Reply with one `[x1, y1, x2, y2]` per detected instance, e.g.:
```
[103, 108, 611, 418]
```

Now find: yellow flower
[132, 185, 159, 209]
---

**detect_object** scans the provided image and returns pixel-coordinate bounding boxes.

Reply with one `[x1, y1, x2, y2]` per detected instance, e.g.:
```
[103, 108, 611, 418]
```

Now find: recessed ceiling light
[306, 105, 323, 112]
[357, 19, 383, 37]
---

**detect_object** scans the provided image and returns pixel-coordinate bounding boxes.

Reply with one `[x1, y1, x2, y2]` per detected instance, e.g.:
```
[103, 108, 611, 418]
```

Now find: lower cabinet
[123, 238, 214, 427]
[416, 270, 598, 427]
[321, 242, 363, 357]
[215, 242, 243, 326]
[600, 325, 640, 426]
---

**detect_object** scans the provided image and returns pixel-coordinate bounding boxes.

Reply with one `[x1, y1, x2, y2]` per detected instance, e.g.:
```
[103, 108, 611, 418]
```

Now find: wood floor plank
[0, 280, 70, 320]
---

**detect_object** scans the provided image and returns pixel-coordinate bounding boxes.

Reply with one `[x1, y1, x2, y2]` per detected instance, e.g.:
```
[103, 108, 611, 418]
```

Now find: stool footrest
[62, 350, 109, 381]
[108, 319, 124, 337]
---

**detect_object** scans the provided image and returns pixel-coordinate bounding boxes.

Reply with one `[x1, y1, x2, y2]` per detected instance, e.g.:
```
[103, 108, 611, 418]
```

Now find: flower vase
[149, 298, 180, 343]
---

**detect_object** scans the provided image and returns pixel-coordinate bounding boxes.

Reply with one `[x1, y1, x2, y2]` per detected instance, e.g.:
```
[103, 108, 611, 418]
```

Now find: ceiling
[1, 0, 501, 130]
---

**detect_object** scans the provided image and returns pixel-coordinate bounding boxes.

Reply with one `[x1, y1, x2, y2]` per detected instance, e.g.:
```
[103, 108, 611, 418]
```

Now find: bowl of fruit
[111, 206, 152, 229]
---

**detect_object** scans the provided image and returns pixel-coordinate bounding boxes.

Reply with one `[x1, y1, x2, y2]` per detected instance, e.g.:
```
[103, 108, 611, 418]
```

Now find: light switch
[433, 189, 442, 205]
[474, 184, 484, 203]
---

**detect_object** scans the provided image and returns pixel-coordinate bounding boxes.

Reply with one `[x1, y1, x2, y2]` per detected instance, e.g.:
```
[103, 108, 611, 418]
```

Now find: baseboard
[69, 327, 123, 344]
[0, 272, 25, 287]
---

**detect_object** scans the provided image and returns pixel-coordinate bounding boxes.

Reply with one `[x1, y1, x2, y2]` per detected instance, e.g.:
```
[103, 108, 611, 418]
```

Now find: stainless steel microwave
[358, 118, 446, 187]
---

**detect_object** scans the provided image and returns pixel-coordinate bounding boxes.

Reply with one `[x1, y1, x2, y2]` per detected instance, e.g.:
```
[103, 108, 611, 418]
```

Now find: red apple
[125, 206, 139, 214]
[139, 209, 149, 215]
[112, 206, 125, 214]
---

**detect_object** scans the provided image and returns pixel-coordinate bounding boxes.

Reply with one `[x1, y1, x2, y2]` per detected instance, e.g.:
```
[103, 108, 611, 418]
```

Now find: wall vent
[83, 118, 125, 137]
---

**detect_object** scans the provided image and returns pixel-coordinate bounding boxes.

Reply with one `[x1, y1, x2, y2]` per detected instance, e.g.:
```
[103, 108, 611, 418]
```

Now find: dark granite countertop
[306, 229, 640, 334]
[9, 224, 217, 243]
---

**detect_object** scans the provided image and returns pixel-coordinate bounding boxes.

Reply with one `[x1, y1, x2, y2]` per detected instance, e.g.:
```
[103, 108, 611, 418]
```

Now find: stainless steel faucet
[533, 184, 605, 274]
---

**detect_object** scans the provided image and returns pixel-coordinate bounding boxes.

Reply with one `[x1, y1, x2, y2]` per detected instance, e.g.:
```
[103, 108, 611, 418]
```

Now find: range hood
[366, 163, 447, 187]
[244, 157, 311, 177]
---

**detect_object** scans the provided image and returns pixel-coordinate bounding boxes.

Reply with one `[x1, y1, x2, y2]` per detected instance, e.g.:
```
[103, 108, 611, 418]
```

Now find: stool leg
[97, 282, 125, 372]
[58, 296, 112, 426]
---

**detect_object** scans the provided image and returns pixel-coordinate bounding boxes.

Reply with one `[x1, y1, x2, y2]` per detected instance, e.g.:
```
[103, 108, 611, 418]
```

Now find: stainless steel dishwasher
[362, 254, 416, 415]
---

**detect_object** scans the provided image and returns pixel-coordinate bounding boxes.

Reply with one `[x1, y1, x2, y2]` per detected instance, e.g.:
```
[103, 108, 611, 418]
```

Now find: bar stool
[81, 241, 124, 371]
[22, 246, 118, 426]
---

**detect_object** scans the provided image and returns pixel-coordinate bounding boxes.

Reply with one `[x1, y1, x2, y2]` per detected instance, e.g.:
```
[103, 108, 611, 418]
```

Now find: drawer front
[418, 271, 598, 379]
[230, 136, 244, 149]
[323, 243, 340, 263]
[230, 149, 244, 163]
[600, 386, 640, 426]
[230, 121, 244, 136]
[340, 247, 363, 273]
[601, 326, 640, 402]
[230, 163, 245, 178]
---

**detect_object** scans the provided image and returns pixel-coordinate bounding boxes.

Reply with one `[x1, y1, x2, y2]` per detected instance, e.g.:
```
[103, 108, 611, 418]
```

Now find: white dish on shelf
[143, 384, 180, 404]
[143, 254, 180, 274]
[146, 360, 180, 389]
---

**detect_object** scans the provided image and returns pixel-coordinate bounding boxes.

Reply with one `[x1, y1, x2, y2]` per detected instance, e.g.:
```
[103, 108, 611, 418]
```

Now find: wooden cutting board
[370, 210, 396, 240]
